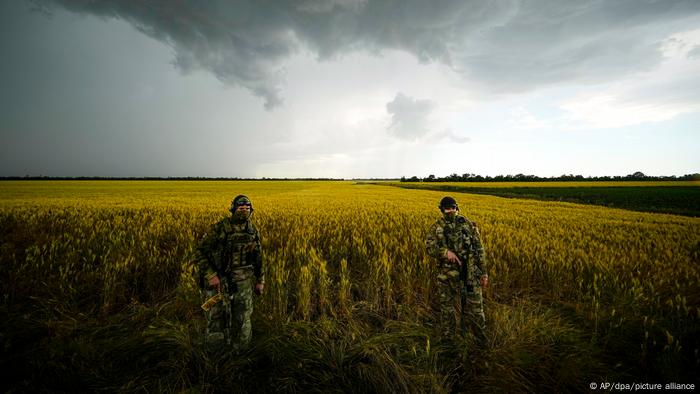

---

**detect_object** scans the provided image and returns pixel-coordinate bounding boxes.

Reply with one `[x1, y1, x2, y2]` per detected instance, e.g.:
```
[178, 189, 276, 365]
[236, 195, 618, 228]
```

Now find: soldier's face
[233, 203, 251, 220]
[442, 207, 457, 217]
[235, 204, 251, 213]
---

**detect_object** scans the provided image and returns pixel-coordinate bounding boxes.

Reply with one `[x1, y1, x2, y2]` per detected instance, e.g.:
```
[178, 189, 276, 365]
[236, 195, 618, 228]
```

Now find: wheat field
[1, 181, 698, 392]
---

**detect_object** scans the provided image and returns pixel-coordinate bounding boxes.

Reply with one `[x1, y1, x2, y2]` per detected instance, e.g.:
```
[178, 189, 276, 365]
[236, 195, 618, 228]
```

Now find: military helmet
[230, 194, 253, 213]
[439, 196, 458, 211]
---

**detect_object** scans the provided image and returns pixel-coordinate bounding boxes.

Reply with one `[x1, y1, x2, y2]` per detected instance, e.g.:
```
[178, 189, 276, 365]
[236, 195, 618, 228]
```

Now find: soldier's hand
[255, 283, 264, 295]
[480, 275, 489, 288]
[208, 275, 221, 292]
[445, 250, 462, 266]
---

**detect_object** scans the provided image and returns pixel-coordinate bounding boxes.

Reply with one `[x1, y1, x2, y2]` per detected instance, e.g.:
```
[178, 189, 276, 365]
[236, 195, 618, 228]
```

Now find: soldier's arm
[470, 222, 486, 275]
[195, 224, 221, 286]
[251, 228, 264, 284]
[425, 222, 449, 260]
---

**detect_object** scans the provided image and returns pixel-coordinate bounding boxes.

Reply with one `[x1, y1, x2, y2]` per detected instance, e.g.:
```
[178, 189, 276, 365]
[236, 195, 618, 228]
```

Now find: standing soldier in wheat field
[196, 195, 264, 352]
[426, 196, 488, 345]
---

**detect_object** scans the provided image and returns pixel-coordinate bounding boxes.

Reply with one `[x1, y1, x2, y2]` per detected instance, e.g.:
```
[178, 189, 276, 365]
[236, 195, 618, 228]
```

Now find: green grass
[379, 182, 700, 216]
[2, 289, 607, 393]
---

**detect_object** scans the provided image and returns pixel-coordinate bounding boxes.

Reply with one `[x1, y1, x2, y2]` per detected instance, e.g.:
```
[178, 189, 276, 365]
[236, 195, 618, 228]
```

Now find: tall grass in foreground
[1, 181, 699, 392]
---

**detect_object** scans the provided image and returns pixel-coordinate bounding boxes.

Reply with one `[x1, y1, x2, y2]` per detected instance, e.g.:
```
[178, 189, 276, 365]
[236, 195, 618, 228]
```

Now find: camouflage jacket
[196, 216, 264, 286]
[426, 213, 486, 278]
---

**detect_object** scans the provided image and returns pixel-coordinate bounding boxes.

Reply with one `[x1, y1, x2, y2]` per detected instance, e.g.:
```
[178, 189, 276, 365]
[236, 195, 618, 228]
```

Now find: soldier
[426, 196, 488, 344]
[196, 195, 264, 351]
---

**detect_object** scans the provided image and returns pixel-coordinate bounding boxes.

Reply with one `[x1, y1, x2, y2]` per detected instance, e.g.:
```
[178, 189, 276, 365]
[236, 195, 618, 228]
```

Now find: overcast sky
[1, 0, 699, 178]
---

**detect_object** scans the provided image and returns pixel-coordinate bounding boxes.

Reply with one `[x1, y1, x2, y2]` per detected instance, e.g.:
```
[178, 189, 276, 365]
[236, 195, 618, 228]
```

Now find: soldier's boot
[474, 327, 487, 349]
[466, 312, 487, 346]
[205, 331, 226, 352]
[439, 307, 457, 338]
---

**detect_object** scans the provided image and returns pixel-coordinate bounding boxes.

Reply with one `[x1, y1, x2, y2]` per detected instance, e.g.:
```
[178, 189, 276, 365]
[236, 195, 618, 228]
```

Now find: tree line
[400, 172, 700, 182]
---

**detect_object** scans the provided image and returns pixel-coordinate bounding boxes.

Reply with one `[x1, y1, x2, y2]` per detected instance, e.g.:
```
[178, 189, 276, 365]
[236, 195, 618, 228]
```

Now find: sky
[1, 0, 699, 178]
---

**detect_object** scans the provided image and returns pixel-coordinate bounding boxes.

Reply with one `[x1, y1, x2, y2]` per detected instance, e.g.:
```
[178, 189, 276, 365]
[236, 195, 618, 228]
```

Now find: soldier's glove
[480, 275, 489, 289]
[207, 275, 221, 292]
[445, 250, 462, 266]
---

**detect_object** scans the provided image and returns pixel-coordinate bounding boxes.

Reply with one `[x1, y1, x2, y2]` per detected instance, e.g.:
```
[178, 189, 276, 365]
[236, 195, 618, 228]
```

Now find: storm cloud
[386, 93, 435, 140]
[33, 0, 700, 108]
[688, 45, 700, 59]
[433, 129, 470, 144]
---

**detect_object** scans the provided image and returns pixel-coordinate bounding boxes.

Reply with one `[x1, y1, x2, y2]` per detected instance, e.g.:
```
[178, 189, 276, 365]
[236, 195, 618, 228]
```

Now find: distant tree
[345, 171, 697, 184]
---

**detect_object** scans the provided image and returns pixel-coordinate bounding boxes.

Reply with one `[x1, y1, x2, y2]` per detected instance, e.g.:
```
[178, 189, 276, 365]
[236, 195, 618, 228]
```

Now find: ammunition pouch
[458, 253, 476, 293]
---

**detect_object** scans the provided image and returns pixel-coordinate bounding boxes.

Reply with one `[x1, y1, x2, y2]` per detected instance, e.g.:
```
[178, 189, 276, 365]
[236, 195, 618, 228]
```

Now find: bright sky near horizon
[1, 0, 699, 178]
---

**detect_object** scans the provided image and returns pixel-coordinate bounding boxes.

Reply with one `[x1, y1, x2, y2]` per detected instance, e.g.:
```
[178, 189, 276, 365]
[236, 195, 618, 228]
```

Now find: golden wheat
[1, 180, 699, 365]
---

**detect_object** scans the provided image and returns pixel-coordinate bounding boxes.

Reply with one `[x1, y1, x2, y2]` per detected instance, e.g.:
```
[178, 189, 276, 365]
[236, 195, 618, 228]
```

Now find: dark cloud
[35, 0, 298, 109]
[386, 93, 434, 140]
[433, 129, 470, 144]
[688, 45, 700, 59]
[35, 0, 700, 107]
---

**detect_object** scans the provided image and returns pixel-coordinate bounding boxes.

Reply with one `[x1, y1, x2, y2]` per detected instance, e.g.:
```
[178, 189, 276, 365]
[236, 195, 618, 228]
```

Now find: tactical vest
[209, 219, 258, 280]
[441, 215, 480, 278]
[441, 215, 473, 256]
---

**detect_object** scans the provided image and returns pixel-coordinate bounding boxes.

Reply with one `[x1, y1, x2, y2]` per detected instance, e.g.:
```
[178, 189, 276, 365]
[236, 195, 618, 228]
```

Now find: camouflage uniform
[196, 196, 264, 351]
[426, 207, 487, 343]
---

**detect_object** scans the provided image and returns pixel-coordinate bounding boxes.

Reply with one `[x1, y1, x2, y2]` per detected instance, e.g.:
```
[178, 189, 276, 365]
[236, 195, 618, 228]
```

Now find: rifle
[201, 292, 223, 311]
[200, 245, 225, 311]
[220, 275, 236, 345]
[459, 251, 471, 336]
[458, 224, 486, 337]
[200, 276, 237, 311]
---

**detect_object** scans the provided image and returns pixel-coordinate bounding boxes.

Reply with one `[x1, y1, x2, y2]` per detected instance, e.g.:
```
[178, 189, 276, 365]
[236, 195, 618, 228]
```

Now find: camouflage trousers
[203, 277, 254, 351]
[436, 266, 486, 344]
